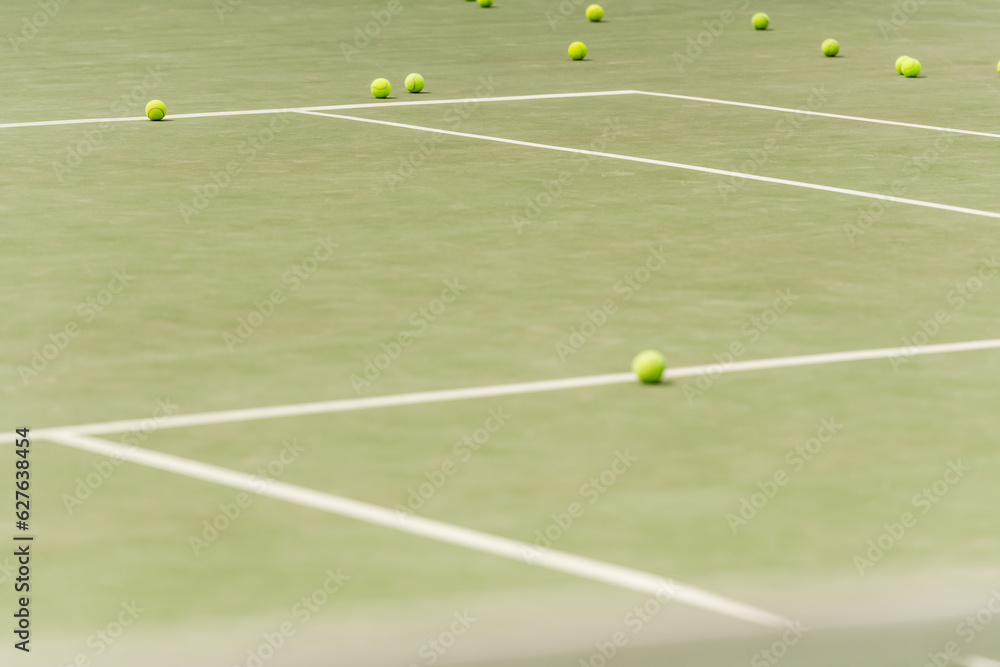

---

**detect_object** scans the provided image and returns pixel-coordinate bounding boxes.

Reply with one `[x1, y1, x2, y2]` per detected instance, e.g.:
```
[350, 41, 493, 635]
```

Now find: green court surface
[2, 0, 1000, 665]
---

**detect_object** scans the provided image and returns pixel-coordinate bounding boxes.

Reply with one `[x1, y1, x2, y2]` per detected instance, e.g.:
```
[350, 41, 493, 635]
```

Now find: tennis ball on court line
[586, 4, 603, 21]
[478, 0, 492, 7]
[568, 41, 588, 60]
[145, 100, 166, 121]
[901, 57, 921, 77]
[632, 350, 667, 384]
[752, 12, 769, 30]
[895, 55, 909, 75]
[405, 73, 425, 93]
[821, 39, 839, 57]
[371, 78, 391, 98]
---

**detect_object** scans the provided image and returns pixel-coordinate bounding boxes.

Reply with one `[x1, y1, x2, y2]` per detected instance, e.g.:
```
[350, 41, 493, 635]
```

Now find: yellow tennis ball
[902, 57, 921, 77]
[568, 41, 587, 60]
[895, 55, 909, 75]
[752, 12, 769, 30]
[405, 73, 425, 93]
[586, 4, 603, 21]
[995, 60, 999, 76]
[370, 78, 391, 98]
[821, 39, 839, 57]
[631, 350, 667, 384]
[145, 100, 166, 121]
[478, 0, 492, 6]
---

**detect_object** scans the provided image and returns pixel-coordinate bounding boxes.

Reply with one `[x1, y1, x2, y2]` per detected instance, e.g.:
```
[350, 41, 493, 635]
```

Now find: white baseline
[20, 338, 1000, 442]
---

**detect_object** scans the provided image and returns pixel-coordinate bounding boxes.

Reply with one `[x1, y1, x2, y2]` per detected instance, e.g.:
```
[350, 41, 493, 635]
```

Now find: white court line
[957, 656, 1000, 667]
[634, 90, 1000, 141]
[23, 338, 1000, 441]
[297, 110, 1000, 220]
[0, 91, 635, 130]
[43, 430, 788, 628]
[6, 87, 1000, 142]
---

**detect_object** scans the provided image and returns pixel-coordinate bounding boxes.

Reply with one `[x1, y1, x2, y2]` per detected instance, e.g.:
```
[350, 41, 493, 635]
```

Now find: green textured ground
[2, 0, 1000, 665]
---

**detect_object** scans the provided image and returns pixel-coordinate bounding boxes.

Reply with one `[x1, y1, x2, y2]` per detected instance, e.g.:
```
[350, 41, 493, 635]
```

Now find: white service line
[634, 91, 1000, 140]
[0, 91, 635, 130]
[43, 430, 788, 629]
[296, 110, 1000, 221]
[23, 338, 1000, 441]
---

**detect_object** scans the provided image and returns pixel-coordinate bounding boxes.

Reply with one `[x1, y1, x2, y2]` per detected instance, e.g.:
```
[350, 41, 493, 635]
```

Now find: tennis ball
[752, 12, 769, 30]
[631, 350, 666, 384]
[902, 57, 921, 77]
[405, 73, 425, 93]
[586, 4, 603, 21]
[895, 55, 909, 75]
[995, 60, 1000, 76]
[568, 41, 588, 60]
[478, 0, 492, 6]
[371, 78, 391, 98]
[145, 100, 166, 121]
[821, 39, 839, 57]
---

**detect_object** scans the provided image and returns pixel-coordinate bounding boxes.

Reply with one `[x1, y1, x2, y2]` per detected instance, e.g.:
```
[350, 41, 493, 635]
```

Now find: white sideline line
[297, 110, 1000, 220]
[0, 91, 635, 130]
[43, 430, 788, 629]
[22, 338, 1000, 442]
[634, 90, 1000, 141]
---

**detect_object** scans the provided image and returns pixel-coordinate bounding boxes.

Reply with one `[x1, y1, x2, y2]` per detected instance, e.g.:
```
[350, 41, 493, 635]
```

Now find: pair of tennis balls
[754, 13, 840, 58]
[895, 56, 922, 77]
[371, 73, 424, 99]
[567, 5, 603, 60]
